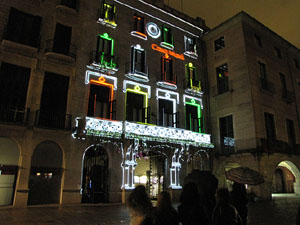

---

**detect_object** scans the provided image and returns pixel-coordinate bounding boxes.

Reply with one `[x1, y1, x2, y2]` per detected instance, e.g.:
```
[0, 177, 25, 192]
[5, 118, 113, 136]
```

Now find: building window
[185, 102, 202, 133]
[4, 7, 41, 48]
[158, 99, 175, 127]
[60, 0, 78, 10]
[286, 119, 296, 146]
[214, 36, 225, 51]
[126, 45, 148, 82]
[279, 73, 287, 97]
[254, 34, 262, 48]
[219, 115, 234, 153]
[216, 64, 229, 94]
[52, 23, 72, 56]
[264, 112, 276, 141]
[274, 47, 282, 59]
[0, 63, 31, 123]
[131, 14, 147, 40]
[185, 63, 201, 93]
[98, 1, 117, 28]
[88, 83, 115, 120]
[294, 59, 299, 69]
[93, 33, 118, 71]
[184, 36, 197, 58]
[162, 56, 175, 84]
[258, 61, 267, 80]
[126, 92, 148, 123]
[38, 72, 70, 129]
[160, 25, 174, 50]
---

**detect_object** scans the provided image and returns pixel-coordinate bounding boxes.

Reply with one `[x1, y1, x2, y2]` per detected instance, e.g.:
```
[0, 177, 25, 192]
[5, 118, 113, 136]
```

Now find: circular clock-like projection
[146, 22, 161, 39]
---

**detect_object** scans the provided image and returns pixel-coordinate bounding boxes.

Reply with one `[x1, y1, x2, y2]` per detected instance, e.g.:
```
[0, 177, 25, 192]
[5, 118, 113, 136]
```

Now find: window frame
[184, 35, 197, 58]
[98, 2, 117, 28]
[214, 36, 225, 52]
[160, 25, 174, 50]
[131, 14, 147, 40]
[216, 63, 229, 95]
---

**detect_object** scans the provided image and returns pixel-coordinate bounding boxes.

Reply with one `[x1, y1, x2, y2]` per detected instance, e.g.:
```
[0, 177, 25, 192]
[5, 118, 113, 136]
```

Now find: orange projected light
[152, 44, 184, 60]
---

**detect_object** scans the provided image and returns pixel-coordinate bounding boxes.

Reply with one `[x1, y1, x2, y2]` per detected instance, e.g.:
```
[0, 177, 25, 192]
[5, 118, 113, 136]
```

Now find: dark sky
[165, 0, 300, 49]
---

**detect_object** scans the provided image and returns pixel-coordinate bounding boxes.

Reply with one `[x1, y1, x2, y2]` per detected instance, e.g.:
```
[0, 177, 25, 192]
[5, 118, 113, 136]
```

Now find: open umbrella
[225, 167, 264, 185]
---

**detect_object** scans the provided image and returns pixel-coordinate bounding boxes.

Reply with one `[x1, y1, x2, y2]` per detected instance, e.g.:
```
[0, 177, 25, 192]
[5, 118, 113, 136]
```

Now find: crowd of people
[127, 182, 248, 225]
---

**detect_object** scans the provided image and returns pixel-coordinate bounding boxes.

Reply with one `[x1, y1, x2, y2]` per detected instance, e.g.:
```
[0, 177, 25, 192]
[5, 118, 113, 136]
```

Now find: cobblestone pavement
[0, 194, 299, 225]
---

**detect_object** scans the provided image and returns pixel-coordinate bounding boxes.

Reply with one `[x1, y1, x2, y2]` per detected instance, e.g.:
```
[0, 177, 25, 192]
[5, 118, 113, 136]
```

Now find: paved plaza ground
[0, 194, 299, 225]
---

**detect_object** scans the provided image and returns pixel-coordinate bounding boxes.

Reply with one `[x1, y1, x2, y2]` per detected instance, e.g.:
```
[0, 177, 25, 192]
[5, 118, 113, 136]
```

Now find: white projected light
[146, 22, 161, 39]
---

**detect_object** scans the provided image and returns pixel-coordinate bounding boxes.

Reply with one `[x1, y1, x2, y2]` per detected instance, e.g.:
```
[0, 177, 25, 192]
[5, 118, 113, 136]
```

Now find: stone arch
[28, 141, 63, 205]
[81, 144, 109, 203]
[0, 137, 20, 205]
[273, 160, 300, 195]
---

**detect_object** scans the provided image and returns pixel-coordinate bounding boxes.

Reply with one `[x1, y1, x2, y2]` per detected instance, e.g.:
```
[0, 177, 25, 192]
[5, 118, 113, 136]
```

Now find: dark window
[219, 115, 234, 152]
[294, 59, 299, 69]
[186, 104, 201, 132]
[279, 73, 287, 97]
[159, 99, 174, 127]
[126, 92, 145, 123]
[88, 84, 111, 119]
[184, 36, 196, 53]
[5, 7, 41, 48]
[61, 0, 78, 10]
[258, 61, 267, 80]
[274, 47, 282, 58]
[161, 25, 173, 48]
[216, 64, 229, 94]
[0, 63, 30, 108]
[264, 112, 276, 141]
[286, 119, 296, 146]
[133, 14, 145, 34]
[214, 36, 225, 51]
[254, 34, 262, 48]
[131, 46, 146, 74]
[162, 56, 175, 83]
[39, 72, 69, 128]
[53, 23, 72, 55]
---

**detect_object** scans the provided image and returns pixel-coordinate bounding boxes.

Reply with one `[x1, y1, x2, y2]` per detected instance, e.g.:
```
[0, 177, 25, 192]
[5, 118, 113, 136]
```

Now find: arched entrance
[28, 141, 63, 205]
[81, 145, 109, 203]
[135, 150, 168, 199]
[272, 161, 300, 195]
[0, 137, 20, 206]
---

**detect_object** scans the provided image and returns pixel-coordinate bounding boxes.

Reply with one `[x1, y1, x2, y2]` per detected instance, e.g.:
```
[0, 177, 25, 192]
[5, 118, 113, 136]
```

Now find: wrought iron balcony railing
[125, 62, 149, 82]
[90, 51, 119, 73]
[35, 110, 72, 130]
[0, 105, 30, 125]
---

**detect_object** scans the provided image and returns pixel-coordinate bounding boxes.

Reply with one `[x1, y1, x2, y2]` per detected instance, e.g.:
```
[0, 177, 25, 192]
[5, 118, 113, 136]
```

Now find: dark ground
[0, 194, 299, 225]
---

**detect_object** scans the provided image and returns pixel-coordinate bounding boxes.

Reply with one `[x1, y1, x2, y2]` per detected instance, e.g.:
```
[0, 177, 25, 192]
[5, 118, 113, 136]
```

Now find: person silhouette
[230, 182, 248, 225]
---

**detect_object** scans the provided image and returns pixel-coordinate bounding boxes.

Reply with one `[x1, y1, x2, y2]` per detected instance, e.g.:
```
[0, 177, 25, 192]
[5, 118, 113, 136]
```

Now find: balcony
[260, 78, 275, 94]
[35, 110, 72, 130]
[0, 105, 30, 125]
[156, 73, 177, 90]
[126, 106, 151, 124]
[159, 111, 178, 128]
[56, 0, 79, 13]
[259, 138, 297, 155]
[89, 51, 119, 74]
[97, 7, 117, 28]
[184, 78, 203, 96]
[125, 62, 149, 82]
[44, 39, 76, 63]
[73, 117, 214, 148]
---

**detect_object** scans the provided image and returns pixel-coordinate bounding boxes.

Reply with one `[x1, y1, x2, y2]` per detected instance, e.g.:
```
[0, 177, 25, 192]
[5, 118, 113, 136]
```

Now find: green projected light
[186, 98, 202, 133]
[97, 33, 117, 70]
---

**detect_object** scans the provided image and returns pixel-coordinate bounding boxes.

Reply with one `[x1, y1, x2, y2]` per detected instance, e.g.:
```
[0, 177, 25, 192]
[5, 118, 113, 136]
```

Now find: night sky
[165, 0, 300, 49]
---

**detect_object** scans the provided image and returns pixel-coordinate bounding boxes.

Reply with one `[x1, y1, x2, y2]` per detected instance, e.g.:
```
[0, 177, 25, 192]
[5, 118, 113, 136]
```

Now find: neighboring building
[0, 0, 213, 206]
[203, 11, 300, 199]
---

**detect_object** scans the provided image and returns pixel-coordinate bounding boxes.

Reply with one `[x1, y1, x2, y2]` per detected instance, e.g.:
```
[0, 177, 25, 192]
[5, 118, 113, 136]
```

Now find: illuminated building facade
[0, 0, 212, 206]
[203, 12, 300, 199]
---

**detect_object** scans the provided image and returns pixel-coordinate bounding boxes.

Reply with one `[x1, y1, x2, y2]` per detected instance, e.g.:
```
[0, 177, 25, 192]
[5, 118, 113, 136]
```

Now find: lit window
[159, 99, 175, 127]
[214, 36, 225, 51]
[92, 33, 118, 71]
[126, 45, 148, 82]
[131, 14, 147, 40]
[162, 56, 175, 83]
[216, 64, 229, 94]
[160, 25, 174, 50]
[185, 100, 202, 133]
[184, 36, 197, 58]
[98, 2, 117, 28]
